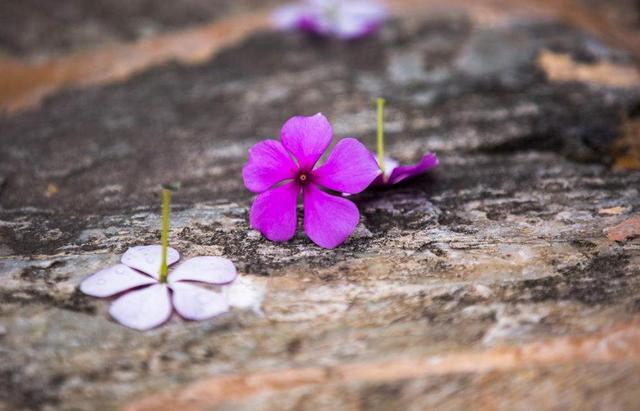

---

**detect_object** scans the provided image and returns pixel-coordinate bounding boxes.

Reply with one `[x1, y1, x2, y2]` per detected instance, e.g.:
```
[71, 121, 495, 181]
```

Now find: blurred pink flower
[273, 0, 387, 39]
[373, 153, 439, 185]
[243, 113, 380, 248]
[80, 245, 237, 330]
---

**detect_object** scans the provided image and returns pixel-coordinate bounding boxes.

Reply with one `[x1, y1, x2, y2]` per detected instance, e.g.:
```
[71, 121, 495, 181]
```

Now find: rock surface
[0, 0, 285, 59]
[1, 1, 640, 410]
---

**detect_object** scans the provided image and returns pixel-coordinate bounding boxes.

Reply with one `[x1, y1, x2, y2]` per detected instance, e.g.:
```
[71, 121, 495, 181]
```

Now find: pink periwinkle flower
[273, 0, 387, 40]
[243, 113, 381, 249]
[80, 245, 237, 330]
[373, 153, 439, 186]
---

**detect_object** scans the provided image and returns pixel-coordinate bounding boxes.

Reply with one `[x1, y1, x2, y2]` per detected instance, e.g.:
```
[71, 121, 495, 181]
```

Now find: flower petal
[168, 256, 237, 285]
[171, 282, 229, 321]
[312, 138, 381, 194]
[109, 284, 171, 331]
[372, 156, 400, 185]
[121, 245, 180, 279]
[280, 113, 332, 171]
[80, 264, 156, 297]
[243, 140, 298, 193]
[333, 1, 386, 39]
[387, 153, 439, 185]
[272, 4, 306, 29]
[250, 181, 300, 242]
[299, 0, 386, 39]
[303, 184, 359, 249]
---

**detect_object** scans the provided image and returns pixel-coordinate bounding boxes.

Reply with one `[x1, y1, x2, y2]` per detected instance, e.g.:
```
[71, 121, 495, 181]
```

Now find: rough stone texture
[1, 2, 640, 411]
[0, 0, 285, 59]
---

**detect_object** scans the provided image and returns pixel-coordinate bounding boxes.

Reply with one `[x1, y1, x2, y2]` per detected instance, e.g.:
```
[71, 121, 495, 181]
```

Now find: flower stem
[159, 188, 171, 284]
[377, 97, 385, 174]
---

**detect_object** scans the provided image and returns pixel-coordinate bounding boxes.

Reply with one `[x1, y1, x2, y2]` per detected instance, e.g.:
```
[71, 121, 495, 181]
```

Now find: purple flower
[243, 113, 380, 249]
[273, 0, 387, 40]
[373, 153, 439, 186]
[80, 245, 237, 330]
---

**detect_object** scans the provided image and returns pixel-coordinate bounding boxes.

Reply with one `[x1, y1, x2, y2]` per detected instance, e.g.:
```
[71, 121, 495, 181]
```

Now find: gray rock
[0, 4, 640, 411]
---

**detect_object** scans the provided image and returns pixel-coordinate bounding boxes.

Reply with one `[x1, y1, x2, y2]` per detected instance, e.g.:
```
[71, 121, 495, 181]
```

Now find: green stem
[159, 189, 171, 283]
[377, 97, 385, 174]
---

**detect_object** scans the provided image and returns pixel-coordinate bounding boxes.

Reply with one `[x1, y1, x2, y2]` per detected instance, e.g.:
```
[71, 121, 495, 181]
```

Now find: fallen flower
[81, 188, 242, 331]
[81, 245, 237, 330]
[273, 0, 387, 40]
[373, 153, 439, 185]
[373, 98, 438, 186]
[243, 113, 380, 248]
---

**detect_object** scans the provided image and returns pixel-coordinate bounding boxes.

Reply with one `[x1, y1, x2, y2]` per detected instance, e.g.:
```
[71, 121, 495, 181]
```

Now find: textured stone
[0, 0, 286, 58]
[606, 215, 640, 242]
[1, 1, 640, 410]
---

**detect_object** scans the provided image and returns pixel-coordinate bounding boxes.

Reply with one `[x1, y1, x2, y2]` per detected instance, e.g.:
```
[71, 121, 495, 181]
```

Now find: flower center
[298, 173, 309, 183]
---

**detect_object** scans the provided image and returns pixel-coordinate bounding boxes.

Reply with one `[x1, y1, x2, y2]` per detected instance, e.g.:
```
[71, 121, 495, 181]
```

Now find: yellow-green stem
[159, 189, 171, 283]
[377, 98, 385, 174]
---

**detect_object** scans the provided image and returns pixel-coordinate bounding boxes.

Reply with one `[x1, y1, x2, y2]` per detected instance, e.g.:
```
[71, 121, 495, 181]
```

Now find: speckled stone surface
[1, 2, 640, 410]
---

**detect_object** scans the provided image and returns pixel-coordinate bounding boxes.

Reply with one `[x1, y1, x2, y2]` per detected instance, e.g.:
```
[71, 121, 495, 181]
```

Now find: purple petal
[337, 21, 383, 40]
[109, 284, 172, 331]
[332, 5, 385, 39]
[250, 181, 300, 242]
[171, 282, 229, 321]
[243, 140, 298, 193]
[280, 113, 332, 171]
[306, 0, 387, 39]
[168, 256, 237, 285]
[387, 153, 439, 185]
[303, 183, 359, 249]
[297, 15, 323, 34]
[121, 245, 180, 279]
[80, 264, 156, 297]
[342, 0, 387, 18]
[332, 16, 382, 40]
[312, 138, 381, 194]
[272, 4, 307, 29]
[372, 156, 400, 185]
[272, 3, 321, 34]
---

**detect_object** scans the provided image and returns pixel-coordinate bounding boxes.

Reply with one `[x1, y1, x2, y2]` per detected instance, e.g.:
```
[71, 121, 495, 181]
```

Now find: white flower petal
[121, 245, 180, 279]
[341, 0, 387, 19]
[171, 282, 229, 321]
[109, 284, 172, 331]
[80, 264, 157, 297]
[381, 156, 400, 179]
[168, 256, 237, 285]
[312, 0, 386, 38]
